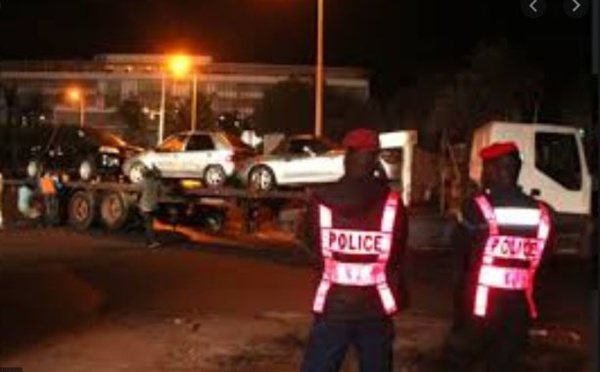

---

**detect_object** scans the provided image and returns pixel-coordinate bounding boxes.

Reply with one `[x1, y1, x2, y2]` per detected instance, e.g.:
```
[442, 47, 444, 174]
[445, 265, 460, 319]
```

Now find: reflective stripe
[313, 191, 402, 315]
[321, 228, 392, 255]
[537, 203, 551, 240]
[474, 196, 499, 235]
[381, 192, 399, 233]
[377, 283, 398, 313]
[319, 206, 334, 258]
[312, 279, 332, 312]
[327, 262, 385, 286]
[484, 236, 544, 261]
[319, 205, 333, 228]
[472, 195, 550, 319]
[474, 285, 489, 317]
[494, 208, 541, 226]
[478, 265, 531, 290]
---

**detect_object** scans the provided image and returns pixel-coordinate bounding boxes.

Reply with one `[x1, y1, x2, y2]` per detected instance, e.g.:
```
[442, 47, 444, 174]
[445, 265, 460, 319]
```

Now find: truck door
[524, 130, 591, 216]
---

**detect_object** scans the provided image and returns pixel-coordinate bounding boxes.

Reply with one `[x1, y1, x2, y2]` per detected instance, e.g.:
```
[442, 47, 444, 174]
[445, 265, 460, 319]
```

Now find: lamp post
[158, 72, 167, 145]
[157, 54, 194, 145]
[67, 87, 85, 128]
[315, 0, 324, 137]
[191, 72, 198, 131]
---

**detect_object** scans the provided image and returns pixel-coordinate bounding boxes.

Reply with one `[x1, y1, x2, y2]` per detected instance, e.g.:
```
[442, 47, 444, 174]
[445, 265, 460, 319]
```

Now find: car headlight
[101, 154, 121, 167]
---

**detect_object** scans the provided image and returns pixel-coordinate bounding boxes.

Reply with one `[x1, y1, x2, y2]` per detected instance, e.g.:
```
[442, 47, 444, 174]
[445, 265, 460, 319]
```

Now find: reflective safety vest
[473, 195, 551, 319]
[312, 192, 400, 315]
[40, 176, 57, 195]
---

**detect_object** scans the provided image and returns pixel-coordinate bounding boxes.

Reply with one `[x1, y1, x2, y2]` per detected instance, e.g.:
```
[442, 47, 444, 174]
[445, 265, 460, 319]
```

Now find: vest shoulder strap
[474, 195, 499, 235]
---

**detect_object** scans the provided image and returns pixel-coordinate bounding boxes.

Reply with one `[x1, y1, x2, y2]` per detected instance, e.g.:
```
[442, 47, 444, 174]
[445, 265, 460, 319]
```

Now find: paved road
[0, 227, 594, 370]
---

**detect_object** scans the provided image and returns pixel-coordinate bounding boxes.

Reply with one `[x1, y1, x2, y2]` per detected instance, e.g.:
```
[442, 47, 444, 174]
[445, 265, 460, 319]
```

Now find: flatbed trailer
[1, 179, 308, 235]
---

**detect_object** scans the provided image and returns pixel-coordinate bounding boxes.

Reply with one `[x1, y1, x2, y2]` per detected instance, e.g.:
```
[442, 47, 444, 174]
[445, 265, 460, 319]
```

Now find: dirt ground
[0, 309, 589, 372]
[0, 193, 593, 372]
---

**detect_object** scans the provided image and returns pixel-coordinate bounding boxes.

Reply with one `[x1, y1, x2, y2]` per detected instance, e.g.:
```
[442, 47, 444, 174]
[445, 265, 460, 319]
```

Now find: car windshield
[83, 128, 127, 147]
[286, 137, 338, 155]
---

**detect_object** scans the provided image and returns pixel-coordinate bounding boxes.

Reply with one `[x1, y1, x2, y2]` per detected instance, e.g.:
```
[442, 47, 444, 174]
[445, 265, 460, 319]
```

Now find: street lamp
[158, 54, 198, 145]
[315, 0, 324, 137]
[67, 87, 85, 128]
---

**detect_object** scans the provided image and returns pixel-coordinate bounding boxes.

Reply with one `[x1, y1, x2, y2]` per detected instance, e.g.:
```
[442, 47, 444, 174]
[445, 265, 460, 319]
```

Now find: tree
[253, 77, 383, 141]
[253, 78, 314, 136]
[164, 93, 216, 138]
[424, 40, 544, 145]
[118, 97, 148, 146]
[18, 90, 50, 126]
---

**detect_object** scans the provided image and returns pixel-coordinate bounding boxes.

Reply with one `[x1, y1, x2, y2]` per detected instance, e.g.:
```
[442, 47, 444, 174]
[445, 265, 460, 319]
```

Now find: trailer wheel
[68, 190, 96, 230]
[100, 191, 131, 231]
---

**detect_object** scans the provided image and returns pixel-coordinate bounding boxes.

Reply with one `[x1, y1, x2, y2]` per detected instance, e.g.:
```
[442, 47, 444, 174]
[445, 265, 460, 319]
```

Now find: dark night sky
[0, 0, 592, 98]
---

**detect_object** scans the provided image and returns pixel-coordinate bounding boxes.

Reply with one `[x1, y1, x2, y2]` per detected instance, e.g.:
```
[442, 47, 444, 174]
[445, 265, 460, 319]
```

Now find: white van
[470, 122, 593, 255]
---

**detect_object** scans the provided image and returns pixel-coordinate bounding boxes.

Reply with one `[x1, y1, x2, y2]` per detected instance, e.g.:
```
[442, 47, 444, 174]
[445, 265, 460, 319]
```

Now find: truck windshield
[535, 132, 582, 191]
[83, 128, 127, 148]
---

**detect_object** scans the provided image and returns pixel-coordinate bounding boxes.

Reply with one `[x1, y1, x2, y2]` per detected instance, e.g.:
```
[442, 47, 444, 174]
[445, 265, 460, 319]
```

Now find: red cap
[479, 141, 519, 160]
[342, 128, 380, 151]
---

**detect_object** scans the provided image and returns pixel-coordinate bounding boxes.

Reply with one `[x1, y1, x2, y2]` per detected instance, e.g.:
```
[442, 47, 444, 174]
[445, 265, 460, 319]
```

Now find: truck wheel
[100, 191, 131, 231]
[68, 190, 96, 230]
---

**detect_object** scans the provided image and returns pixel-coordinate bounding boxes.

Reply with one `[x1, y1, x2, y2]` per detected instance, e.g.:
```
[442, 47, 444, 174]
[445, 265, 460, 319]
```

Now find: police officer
[441, 142, 554, 372]
[301, 128, 409, 372]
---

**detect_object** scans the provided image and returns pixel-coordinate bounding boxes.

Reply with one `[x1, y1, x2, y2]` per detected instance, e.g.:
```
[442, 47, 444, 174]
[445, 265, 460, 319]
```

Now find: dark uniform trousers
[301, 316, 394, 372]
[442, 311, 530, 372]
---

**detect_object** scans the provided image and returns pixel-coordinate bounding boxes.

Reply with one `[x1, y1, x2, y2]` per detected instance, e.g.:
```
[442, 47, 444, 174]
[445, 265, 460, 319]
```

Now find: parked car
[123, 131, 255, 187]
[0, 124, 141, 180]
[238, 134, 406, 191]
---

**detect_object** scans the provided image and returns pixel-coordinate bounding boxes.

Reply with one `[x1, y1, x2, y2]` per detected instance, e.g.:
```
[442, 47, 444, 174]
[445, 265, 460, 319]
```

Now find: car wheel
[27, 159, 42, 178]
[204, 165, 226, 188]
[79, 158, 96, 182]
[128, 162, 146, 184]
[249, 165, 276, 192]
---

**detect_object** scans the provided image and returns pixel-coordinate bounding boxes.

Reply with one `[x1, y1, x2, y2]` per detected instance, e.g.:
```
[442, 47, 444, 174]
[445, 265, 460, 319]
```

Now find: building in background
[0, 54, 370, 137]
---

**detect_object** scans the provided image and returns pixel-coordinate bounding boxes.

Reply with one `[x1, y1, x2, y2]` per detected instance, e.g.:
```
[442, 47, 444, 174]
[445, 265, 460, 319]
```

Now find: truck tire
[68, 190, 96, 231]
[100, 191, 132, 231]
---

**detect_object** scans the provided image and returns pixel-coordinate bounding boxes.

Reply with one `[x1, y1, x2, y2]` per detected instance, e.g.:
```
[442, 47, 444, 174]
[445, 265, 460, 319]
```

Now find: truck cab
[470, 121, 593, 256]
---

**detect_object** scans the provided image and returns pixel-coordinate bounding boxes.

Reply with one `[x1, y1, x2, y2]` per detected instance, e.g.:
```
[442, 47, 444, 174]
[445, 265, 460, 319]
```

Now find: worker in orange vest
[39, 170, 60, 226]
[301, 128, 409, 372]
[441, 142, 555, 372]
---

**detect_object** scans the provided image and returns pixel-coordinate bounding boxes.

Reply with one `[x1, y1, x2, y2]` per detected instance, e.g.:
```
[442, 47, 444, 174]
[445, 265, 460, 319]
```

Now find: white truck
[469, 121, 594, 256]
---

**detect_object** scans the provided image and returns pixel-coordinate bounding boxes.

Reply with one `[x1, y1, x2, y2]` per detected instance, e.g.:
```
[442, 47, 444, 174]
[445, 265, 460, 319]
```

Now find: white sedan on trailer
[123, 131, 255, 187]
[237, 135, 345, 191]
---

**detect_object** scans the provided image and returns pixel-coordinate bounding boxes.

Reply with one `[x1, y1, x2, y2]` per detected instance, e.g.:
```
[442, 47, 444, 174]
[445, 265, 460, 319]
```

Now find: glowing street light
[168, 54, 192, 78]
[66, 87, 85, 128]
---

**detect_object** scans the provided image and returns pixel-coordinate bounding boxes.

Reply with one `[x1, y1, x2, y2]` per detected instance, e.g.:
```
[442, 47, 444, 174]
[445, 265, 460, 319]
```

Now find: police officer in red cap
[301, 128, 409, 372]
[441, 141, 555, 372]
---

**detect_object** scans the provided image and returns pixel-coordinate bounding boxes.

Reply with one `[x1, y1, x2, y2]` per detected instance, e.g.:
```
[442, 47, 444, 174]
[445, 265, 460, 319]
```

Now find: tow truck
[1, 123, 592, 257]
